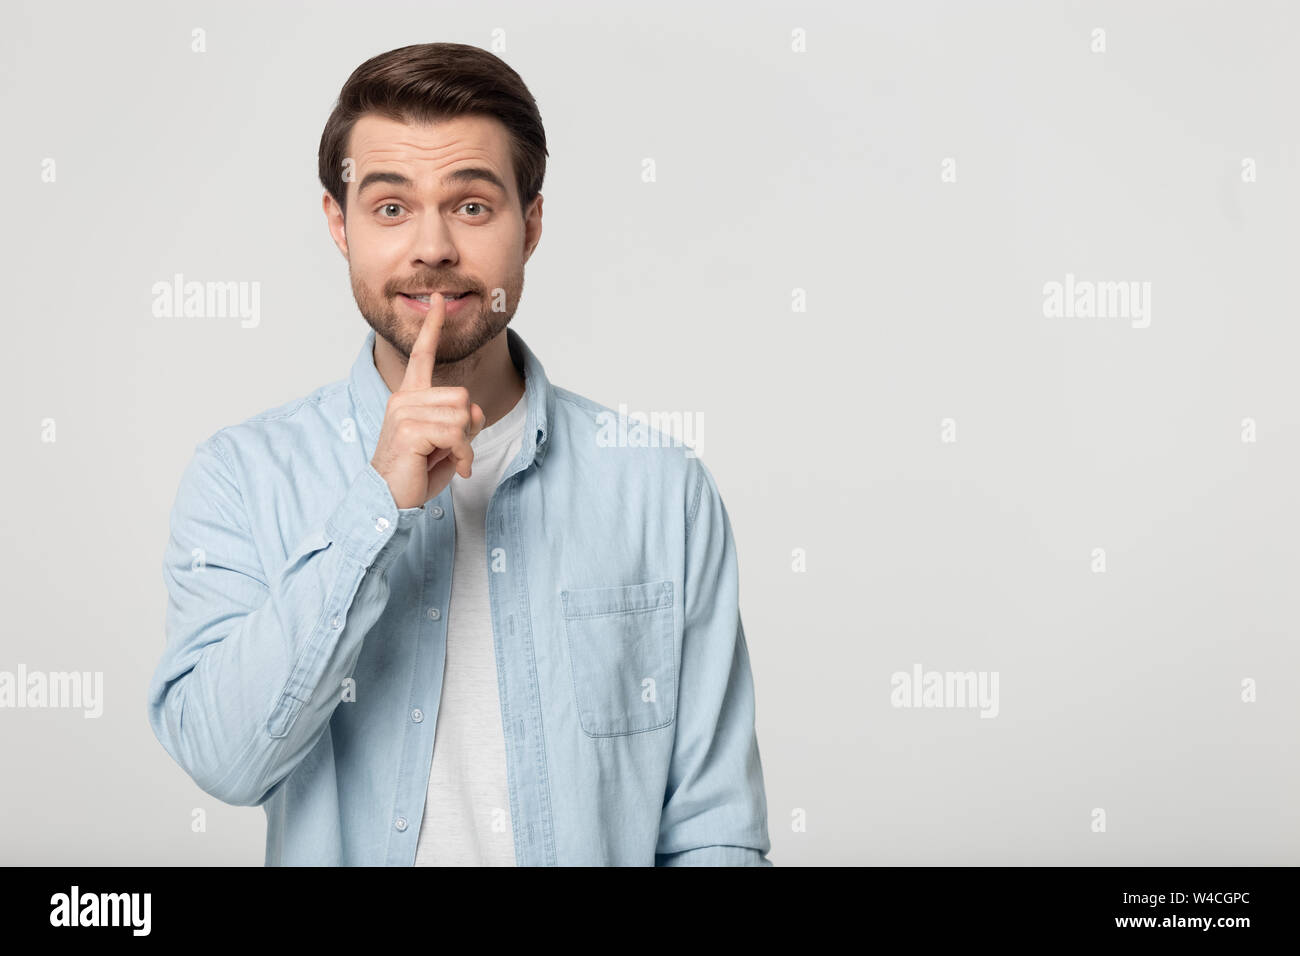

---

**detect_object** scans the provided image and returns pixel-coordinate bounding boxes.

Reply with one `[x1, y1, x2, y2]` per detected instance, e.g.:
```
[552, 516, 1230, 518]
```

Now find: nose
[410, 207, 459, 273]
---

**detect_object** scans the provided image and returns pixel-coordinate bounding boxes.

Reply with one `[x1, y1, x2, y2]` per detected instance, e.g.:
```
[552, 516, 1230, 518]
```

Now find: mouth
[398, 291, 476, 315]
[401, 291, 471, 302]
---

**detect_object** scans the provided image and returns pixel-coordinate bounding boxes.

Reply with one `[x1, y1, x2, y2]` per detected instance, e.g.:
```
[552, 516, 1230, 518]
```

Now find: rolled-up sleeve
[656, 456, 773, 866]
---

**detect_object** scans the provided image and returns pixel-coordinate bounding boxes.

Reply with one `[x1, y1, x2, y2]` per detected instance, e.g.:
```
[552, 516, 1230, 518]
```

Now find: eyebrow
[356, 167, 508, 198]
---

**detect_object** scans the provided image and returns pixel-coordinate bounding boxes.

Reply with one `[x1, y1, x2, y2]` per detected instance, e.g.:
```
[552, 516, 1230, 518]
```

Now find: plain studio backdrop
[1, 0, 1297, 866]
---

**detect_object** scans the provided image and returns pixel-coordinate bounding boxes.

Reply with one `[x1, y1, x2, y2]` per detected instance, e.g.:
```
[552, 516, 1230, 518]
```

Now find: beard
[350, 258, 524, 366]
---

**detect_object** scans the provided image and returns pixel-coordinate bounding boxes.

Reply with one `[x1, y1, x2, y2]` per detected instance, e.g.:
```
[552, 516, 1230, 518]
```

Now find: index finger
[400, 293, 447, 391]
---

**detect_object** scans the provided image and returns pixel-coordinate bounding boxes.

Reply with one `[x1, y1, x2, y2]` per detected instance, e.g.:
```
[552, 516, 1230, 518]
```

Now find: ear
[323, 190, 348, 259]
[523, 193, 543, 264]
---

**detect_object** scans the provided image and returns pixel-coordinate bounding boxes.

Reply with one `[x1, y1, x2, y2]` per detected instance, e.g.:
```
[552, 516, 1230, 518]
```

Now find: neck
[374, 329, 526, 428]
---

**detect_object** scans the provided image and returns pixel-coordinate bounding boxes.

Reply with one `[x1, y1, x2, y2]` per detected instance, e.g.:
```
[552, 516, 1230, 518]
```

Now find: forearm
[147, 448, 418, 805]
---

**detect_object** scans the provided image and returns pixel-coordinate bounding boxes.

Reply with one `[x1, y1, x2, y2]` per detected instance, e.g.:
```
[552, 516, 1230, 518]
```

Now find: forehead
[347, 113, 514, 193]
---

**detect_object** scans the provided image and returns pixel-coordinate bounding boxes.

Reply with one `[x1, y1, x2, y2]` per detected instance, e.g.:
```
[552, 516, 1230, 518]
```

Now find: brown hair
[318, 43, 548, 220]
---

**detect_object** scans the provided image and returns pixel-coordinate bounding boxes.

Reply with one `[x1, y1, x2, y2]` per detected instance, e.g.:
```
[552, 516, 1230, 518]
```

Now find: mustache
[390, 279, 477, 295]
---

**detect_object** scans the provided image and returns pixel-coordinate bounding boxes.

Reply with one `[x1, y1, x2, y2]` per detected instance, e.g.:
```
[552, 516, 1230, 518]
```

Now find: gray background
[1, 0, 1296, 865]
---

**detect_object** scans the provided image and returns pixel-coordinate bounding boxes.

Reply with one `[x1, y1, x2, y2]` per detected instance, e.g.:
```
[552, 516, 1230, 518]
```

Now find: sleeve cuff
[325, 463, 423, 572]
[655, 845, 774, 866]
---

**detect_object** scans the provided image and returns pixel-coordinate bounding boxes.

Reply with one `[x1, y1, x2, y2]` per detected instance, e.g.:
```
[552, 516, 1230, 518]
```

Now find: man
[146, 42, 772, 866]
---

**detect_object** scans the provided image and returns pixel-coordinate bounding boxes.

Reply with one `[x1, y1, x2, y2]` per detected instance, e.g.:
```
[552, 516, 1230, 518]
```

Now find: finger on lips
[400, 292, 447, 392]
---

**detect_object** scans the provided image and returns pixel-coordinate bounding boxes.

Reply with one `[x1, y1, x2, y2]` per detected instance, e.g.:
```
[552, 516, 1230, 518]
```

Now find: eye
[459, 202, 490, 218]
[378, 203, 406, 218]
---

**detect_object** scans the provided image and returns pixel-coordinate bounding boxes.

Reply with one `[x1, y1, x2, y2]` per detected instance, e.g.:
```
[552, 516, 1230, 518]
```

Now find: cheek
[349, 241, 400, 283]
[474, 245, 515, 282]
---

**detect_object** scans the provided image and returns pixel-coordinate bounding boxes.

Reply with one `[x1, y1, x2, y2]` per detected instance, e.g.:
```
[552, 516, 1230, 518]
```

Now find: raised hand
[370, 294, 487, 509]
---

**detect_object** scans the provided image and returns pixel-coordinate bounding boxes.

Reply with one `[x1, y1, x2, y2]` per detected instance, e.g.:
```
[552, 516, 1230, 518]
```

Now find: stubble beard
[351, 261, 524, 367]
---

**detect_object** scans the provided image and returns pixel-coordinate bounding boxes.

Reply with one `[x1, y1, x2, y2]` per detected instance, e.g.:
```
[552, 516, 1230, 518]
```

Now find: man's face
[326, 112, 541, 365]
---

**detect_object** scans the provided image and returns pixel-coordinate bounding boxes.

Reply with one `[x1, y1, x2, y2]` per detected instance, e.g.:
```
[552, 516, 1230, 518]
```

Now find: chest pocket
[561, 580, 676, 737]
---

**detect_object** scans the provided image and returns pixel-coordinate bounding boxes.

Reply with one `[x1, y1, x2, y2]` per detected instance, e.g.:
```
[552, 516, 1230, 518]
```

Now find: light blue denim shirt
[147, 327, 772, 866]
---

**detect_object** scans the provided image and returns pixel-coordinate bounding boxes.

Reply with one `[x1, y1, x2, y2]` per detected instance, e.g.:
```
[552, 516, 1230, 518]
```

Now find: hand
[370, 294, 487, 509]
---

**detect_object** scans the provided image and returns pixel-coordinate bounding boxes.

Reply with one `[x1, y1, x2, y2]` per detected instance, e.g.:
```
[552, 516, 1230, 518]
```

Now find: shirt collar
[348, 326, 554, 469]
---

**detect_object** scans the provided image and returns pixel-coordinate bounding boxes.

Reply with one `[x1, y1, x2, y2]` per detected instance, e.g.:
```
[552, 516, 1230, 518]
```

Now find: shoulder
[547, 384, 717, 510]
[196, 378, 357, 476]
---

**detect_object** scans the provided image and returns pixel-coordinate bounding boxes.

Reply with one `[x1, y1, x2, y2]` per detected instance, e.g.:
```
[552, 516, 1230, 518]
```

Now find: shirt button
[427, 607, 441, 621]
[411, 708, 424, 722]
[394, 817, 408, 832]
[330, 615, 342, 629]
[375, 517, 390, 532]
[430, 505, 444, 519]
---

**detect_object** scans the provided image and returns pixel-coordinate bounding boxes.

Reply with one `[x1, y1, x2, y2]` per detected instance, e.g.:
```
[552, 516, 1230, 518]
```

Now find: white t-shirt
[413, 388, 528, 866]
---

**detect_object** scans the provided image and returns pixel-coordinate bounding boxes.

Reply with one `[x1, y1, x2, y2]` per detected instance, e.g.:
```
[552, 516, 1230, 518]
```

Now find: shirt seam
[238, 381, 351, 424]
[685, 459, 705, 547]
[206, 431, 269, 587]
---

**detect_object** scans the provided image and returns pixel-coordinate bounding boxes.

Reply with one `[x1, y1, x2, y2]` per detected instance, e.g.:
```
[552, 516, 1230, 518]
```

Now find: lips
[398, 291, 476, 316]
[401, 291, 469, 302]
